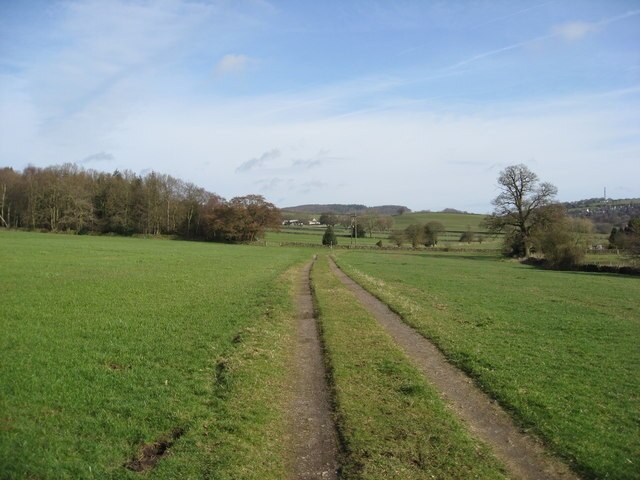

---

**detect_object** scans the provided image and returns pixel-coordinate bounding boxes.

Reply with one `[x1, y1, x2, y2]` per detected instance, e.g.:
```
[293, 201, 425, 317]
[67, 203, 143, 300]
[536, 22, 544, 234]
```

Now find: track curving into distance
[328, 257, 579, 480]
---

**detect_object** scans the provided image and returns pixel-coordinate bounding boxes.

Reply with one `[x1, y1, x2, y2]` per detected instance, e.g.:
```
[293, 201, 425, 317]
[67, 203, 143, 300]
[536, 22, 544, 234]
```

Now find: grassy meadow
[2, 229, 638, 479]
[0, 231, 310, 479]
[390, 211, 488, 232]
[334, 250, 640, 479]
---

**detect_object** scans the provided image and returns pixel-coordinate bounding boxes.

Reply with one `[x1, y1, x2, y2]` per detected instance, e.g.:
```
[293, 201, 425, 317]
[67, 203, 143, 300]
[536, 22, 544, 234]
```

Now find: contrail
[451, 9, 640, 70]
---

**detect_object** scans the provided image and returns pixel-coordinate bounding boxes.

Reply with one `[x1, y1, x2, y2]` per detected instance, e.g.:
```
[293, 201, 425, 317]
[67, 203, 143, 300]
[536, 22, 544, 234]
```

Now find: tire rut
[290, 259, 339, 480]
[328, 257, 579, 480]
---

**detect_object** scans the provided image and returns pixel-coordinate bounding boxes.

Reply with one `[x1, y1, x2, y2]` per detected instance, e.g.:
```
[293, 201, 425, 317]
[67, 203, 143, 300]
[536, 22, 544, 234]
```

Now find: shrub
[459, 230, 475, 243]
[388, 230, 404, 247]
[322, 225, 337, 246]
[536, 217, 592, 269]
[424, 221, 444, 246]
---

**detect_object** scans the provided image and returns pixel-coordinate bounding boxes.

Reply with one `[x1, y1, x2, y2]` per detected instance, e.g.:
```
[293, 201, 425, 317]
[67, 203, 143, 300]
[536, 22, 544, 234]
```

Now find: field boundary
[327, 257, 580, 480]
[523, 257, 640, 276]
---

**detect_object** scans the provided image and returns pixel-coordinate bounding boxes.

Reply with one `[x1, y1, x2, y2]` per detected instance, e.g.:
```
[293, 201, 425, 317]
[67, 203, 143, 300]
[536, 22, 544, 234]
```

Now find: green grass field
[311, 256, 507, 479]
[265, 227, 386, 246]
[0, 231, 310, 479]
[280, 210, 489, 233]
[334, 250, 640, 479]
[390, 211, 489, 232]
[3, 231, 638, 479]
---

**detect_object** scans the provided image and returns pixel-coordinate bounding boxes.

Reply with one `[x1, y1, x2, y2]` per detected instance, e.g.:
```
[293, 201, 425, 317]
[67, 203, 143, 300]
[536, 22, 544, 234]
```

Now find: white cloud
[236, 148, 280, 172]
[552, 21, 597, 41]
[214, 54, 255, 77]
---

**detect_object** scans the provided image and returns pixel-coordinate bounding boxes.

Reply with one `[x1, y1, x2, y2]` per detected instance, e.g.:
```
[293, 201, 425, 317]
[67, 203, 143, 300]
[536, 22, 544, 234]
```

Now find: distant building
[308, 218, 321, 225]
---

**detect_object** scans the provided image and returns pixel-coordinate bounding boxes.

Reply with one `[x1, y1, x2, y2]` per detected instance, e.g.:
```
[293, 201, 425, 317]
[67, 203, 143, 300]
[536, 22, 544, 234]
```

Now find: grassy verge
[169, 265, 301, 480]
[335, 250, 640, 479]
[310, 255, 507, 479]
[0, 231, 308, 479]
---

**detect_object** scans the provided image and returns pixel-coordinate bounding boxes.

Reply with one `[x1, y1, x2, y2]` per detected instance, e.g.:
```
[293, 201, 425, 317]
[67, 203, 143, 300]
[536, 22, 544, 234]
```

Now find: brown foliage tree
[201, 195, 281, 242]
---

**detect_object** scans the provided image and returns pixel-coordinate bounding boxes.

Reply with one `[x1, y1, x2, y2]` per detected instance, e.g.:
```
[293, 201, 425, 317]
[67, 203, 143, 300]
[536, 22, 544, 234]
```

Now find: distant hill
[564, 197, 640, 228]
[282, 204, 411, 215]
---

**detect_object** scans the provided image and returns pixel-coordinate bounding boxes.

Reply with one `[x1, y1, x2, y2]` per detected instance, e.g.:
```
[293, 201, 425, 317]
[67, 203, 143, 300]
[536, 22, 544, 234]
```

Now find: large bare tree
[485, 164, 557, 257]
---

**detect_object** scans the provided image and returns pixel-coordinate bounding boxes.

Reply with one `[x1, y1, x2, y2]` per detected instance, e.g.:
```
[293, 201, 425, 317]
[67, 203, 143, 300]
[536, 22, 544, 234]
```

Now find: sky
[1, 0, 639, 212]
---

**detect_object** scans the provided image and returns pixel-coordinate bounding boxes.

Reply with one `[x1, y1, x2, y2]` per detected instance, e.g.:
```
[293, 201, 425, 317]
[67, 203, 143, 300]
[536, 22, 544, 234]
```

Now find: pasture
[0, 231, 309, 479]
[334, 250, 640, 479]
[390, 211, 489, 232]
[2, 231, 638, 479]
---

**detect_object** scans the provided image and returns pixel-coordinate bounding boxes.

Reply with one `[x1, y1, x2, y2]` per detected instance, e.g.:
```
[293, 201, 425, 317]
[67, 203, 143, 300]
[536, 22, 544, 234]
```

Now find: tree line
[0, 164, 281, 242]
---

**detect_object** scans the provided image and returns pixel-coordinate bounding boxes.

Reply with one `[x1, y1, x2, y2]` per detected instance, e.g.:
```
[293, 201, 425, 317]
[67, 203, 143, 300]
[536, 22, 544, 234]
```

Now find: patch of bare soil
[329, 257, 579, 480]
[124, 427, 185, 473]
[289, 258, 339, 480]
[107, 362, 130, 371]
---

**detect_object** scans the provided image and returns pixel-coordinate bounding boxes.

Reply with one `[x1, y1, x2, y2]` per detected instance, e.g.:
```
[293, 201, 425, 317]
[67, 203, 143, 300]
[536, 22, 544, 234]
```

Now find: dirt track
[289, 259, 339, 480]
[328, 257, 579, 480]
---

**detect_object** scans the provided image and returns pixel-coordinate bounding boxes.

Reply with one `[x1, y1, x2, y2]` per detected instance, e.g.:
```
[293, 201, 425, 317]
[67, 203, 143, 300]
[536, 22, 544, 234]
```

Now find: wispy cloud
[236, 148, 280, 172]
[292, 159, 324, 169]
[254, 7, 639, 123]
[214, 54, 256, 77]
[26, 0, 215, 121]
[291, 148, 342, 169]
[79, 151, 114, 164]
[552, 21, 597, 41]
[255, 177, 292, 191]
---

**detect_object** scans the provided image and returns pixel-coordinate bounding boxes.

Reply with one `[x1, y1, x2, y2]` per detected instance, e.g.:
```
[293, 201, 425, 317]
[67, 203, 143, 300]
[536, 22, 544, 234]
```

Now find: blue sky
[1, 0, 639, 212]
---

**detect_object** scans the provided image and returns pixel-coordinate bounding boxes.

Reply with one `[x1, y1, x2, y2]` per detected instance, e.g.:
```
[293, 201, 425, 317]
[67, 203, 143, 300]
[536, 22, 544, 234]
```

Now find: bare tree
[484, 164, 557, 257]
[404, 224, 423, 248]
[388, 230, 404, 247]
[375, 216, 393, 232]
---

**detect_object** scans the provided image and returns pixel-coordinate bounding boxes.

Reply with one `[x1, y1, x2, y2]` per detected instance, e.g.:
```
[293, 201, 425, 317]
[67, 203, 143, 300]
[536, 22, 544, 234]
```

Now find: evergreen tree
[322, 225, 337, 246]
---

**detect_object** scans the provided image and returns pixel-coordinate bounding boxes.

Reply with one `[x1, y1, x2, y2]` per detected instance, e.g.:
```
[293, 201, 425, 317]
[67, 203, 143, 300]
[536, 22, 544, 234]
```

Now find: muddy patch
[124, 428, 185, 472]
